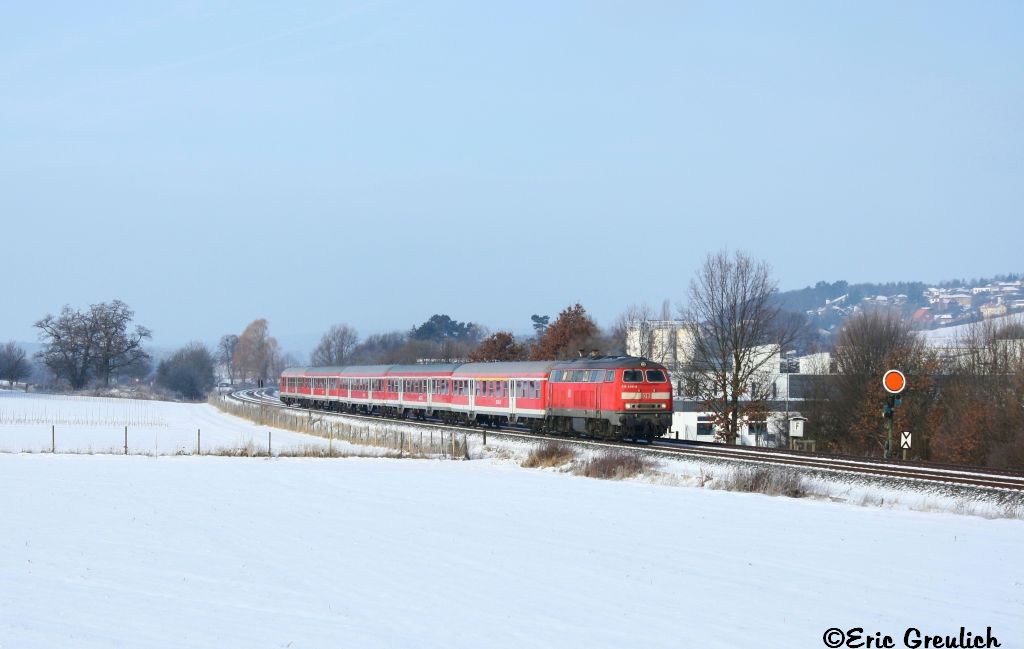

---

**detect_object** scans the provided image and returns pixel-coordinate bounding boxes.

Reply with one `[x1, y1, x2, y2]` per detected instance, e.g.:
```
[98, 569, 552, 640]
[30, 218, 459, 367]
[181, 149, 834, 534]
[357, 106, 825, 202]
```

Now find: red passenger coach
[279, 356, 673, 441]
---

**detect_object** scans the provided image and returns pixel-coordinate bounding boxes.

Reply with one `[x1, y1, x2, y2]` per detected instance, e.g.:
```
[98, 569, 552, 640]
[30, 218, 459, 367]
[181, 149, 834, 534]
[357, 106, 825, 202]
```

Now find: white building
[625, 320, 694, 370]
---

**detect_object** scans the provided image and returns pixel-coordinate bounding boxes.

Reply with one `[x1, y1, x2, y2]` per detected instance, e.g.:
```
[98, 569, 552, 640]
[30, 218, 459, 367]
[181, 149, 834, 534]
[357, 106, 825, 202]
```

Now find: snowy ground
[1, 455, 1021, 649]
[1, 391, 1022, 647]
[0, 390, 334, 455]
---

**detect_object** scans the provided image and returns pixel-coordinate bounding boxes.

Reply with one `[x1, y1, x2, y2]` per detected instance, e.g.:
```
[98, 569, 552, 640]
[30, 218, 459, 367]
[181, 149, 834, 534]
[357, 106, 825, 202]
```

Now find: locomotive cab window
[645, 370, 667, 383]
[623, 370, 643, 383]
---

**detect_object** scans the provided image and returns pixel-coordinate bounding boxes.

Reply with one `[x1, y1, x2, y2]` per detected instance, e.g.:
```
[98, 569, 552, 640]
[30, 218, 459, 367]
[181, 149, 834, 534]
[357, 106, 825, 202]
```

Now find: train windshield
[645, 370, 667, 383]
[622, 370, 643, 382]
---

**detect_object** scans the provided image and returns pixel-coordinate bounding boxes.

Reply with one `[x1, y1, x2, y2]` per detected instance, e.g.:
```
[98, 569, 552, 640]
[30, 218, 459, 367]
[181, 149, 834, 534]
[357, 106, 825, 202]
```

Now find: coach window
[645, 370, 667, 383]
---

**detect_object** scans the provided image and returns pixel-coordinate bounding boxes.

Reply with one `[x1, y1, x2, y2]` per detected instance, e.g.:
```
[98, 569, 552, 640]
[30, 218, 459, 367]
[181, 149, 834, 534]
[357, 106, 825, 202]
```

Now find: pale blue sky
[2, 1, 1022, 353]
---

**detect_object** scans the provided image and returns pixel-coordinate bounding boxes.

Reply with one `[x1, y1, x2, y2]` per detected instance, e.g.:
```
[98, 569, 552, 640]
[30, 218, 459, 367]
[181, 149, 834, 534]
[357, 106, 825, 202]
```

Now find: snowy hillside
[921, 313, 1020, 346]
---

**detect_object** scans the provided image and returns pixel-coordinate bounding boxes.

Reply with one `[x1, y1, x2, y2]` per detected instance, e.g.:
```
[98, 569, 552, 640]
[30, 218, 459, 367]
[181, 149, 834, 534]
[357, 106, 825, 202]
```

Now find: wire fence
[211, 396, 470, 459]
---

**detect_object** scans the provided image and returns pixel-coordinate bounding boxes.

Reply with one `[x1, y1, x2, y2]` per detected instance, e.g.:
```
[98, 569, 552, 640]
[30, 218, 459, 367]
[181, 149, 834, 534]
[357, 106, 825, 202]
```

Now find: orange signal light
[883, 369, 907, 394]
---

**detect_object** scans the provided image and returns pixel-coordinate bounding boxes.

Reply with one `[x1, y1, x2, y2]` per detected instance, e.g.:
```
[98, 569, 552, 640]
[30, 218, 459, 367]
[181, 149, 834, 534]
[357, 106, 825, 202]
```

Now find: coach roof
[551, 356, 662, 370]
[452, 361, 558, 377]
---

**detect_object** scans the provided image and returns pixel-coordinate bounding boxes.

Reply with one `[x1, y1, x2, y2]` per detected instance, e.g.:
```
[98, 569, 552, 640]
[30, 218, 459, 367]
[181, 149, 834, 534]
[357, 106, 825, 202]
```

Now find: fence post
[268, 431, 272, 457]
[197, 429, 201, 455]
[124, 426, 128, 455]
[52, 425, 55, 453]
[329, 430, 333, 457]
[400, 431, 404, 458]
[483, 428, 487, 446]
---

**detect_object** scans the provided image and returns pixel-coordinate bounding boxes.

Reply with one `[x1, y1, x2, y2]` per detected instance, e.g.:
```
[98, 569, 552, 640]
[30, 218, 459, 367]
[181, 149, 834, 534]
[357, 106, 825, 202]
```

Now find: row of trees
[801, 313, 1024, 468]
[305, 305, 609, 368]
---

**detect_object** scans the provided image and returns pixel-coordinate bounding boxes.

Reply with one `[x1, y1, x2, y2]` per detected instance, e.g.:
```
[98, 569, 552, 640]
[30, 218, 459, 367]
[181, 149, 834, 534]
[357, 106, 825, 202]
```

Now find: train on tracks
[279, 356, 673, 441]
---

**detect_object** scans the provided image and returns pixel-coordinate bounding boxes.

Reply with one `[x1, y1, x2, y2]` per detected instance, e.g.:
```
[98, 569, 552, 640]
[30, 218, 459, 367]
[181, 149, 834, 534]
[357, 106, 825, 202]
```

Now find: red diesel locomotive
[278, 356, 673, 441]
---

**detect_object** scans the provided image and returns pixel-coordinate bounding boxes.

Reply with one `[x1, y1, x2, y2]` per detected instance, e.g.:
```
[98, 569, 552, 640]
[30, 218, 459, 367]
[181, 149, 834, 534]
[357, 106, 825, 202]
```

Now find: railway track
[228, 388, 1024, 494]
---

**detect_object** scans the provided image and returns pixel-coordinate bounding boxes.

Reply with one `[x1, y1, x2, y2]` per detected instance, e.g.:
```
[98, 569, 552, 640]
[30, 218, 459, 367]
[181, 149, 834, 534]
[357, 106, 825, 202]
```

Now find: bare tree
[928, 317, 1024, 468]
[274, 351, 301, 376]
[824, 312, 935, 456]
[35, 306, 100, 389]
[350, 331, 407, 364]
[232, 319, 280, 384]
[310, 324, 359, 367]
[90, 300, 152, 386]
[613, 303, 665, 359]
[683, 250, 797, 444]
[34, 301, 150, 389]
[217, 334, 239, 384]
[0, 342, 31, 388]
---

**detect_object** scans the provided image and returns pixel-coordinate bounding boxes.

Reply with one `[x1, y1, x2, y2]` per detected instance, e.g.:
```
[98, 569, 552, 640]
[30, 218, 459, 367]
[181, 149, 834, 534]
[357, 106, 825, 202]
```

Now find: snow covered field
[2, 454, 1021, 649]
[0, 390, 333, 455]
[0, 391, 1022, 648]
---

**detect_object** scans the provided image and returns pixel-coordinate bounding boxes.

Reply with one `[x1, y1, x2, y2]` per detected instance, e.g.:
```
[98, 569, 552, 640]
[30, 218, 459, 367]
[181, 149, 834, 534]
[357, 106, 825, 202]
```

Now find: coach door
[509, 379, 517, 421]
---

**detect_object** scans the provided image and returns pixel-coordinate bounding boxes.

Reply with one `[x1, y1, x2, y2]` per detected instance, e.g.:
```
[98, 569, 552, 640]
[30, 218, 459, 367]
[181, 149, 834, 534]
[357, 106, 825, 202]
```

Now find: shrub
[156, 343, 216, 400]
[574, 451, 654, 480]
[716, 466, 808, 498]
[521, 442, 577, 468]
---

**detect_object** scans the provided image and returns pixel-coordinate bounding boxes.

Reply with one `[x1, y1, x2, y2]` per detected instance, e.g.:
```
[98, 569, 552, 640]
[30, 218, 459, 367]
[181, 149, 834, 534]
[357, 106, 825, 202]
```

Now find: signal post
[882, 370, 907, 459]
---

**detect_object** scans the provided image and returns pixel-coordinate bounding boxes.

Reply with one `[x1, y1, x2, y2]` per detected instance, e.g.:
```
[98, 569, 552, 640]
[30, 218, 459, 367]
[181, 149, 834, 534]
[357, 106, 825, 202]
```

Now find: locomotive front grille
[625, 402, 667, 410]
